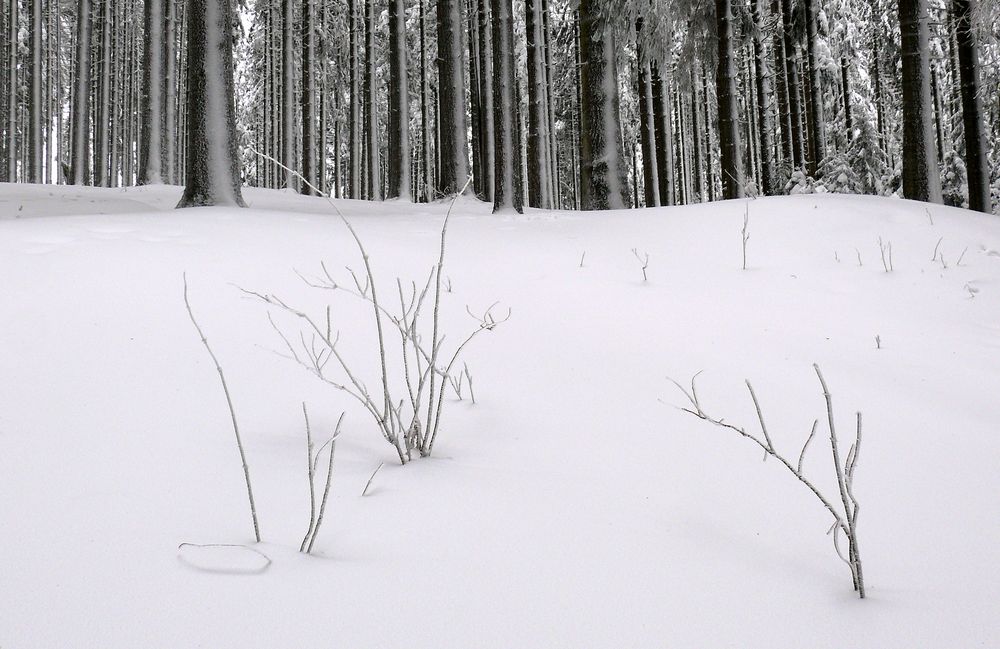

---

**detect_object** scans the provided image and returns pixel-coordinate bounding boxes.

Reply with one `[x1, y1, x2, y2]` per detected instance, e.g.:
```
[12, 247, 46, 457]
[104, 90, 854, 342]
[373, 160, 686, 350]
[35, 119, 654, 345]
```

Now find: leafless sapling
[670, 365, 867, 598]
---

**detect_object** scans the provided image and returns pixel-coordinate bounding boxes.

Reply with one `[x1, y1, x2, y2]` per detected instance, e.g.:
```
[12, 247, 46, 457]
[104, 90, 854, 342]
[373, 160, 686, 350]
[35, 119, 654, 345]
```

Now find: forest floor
[2, 182, 999, 648]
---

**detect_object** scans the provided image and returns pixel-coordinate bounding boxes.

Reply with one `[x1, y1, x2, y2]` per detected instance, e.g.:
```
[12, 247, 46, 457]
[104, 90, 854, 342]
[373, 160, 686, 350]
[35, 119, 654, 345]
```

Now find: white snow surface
[1, 182, 999, 648]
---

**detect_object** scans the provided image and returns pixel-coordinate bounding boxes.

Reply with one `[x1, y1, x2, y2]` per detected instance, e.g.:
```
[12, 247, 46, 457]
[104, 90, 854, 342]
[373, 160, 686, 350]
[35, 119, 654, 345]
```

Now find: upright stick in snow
[177, 0, 246, 208]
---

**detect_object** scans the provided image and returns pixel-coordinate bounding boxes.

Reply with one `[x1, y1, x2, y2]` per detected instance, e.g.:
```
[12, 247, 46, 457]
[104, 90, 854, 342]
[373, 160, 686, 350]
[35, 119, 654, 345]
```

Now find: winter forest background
[1, 0, 999, 213]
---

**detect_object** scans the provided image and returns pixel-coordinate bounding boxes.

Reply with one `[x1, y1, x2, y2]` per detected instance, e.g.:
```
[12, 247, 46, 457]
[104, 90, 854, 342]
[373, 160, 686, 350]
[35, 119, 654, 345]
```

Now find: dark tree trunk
[954, 0, 991, 213]
[898, 0, 942, 203]
[437, 0, 471, 194]
[388, 0, 410, 199]
[841, 57, 853, 138]
[771, 0, 791, 172]
[164, 0, 178, 184]
[803, 0, 825, 175]
[281, 0, 295, 190]
[301, 0, 317, 194]
[691, 75, 703, 201]
[578, 0, 629, 210]
[349, 0, 361, 198]
[365, 0, 380, 199]
[651, 62, 675, 205]
[526, 0, 552, 207]
[477, 0, 495, 202]
[69, 0, 92, 185]
[419, 0, 433, 201]
[715, 0, 744, 198]
[781, 0, 804, 170]
[636, 18, 659, 207]
[752, 0, 775, 194]
[139, 0, 165, 185]
[177, 0, 245, 208]
[491, 0, 521, 212]
[28, 0, 42, 182]
[931, 64, 944, 162]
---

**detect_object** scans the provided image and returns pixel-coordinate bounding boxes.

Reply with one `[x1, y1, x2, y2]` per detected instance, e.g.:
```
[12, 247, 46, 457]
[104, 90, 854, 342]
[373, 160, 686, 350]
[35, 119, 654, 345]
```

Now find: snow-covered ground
[2, 182, 998, 648]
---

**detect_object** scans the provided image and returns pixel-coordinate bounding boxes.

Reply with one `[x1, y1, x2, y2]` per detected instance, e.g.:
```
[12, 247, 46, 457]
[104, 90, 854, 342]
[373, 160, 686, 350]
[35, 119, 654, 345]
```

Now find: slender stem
[184, 274, 260, 543]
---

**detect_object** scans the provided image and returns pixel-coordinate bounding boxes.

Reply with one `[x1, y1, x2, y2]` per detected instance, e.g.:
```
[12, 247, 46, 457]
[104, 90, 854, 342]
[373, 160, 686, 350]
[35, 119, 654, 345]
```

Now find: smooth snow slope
[1, 183, 999, 648]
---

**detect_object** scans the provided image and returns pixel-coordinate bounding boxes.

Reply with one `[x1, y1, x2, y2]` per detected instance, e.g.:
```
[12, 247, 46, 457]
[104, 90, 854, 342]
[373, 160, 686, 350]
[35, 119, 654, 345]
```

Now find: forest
[1, 0, 998, 214]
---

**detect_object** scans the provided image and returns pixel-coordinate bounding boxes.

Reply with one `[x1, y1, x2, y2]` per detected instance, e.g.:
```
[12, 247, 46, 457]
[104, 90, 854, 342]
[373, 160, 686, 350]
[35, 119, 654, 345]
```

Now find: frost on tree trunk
[27, 0, 41, 182]
[476, 0, 495, 203]
[349, 0, 362, 199]
[176, 0, 246, 208]
[387, 0, 411, 200]
[898, 0, 942, 204]
[365, 0, 381, 200]
[68, 0, 92, 186]
[636, 18, 659, 208]
[491, 0, 522, 213]
[139, 0, 165, 185]
[715, 0, 745, 199]
[651, 62, 675, 205]
[281, 0, 295, 191]
[436, 0, 470, 195]
[751, 0, 775, 194]
[954, 0, 991, 213]
[803, 0, 825, 177]
[526, 0, 552, 208]
[301, 0, 317, 195]
[578, 0, 628, 211]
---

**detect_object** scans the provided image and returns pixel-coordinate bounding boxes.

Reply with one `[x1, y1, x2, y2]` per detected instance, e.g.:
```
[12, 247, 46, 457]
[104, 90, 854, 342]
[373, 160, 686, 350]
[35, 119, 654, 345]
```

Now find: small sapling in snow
[632, 248, 649, 282]
[670, 365, 867, 598]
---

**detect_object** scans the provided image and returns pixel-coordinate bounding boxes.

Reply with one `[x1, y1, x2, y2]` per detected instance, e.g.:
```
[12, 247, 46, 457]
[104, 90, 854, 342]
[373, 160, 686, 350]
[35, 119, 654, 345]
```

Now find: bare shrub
[670, 364, 867, 598]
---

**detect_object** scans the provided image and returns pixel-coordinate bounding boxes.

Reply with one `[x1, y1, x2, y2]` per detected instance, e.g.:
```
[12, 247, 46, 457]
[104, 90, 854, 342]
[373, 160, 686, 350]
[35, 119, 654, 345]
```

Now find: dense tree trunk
[491, 0, 521, 212]
[781, 0, 804, 171]
[437, 0, 470, 195]
[526, 0, 552, 208]
[281, 0, 295, 190]
[931, 64, 945, 162]
[752, 0, 775, 194]
[301, 0, 317, 194]
[387, 0, 410, 200]
[841, 56, 852, 138]
[715, 0, 744, 199]
[578, 0, 628, 210]
[636, 18, 659, 207]
[897, 0, 942, 203]
[419, 0, 433, 201]
[95, 0, 113, 186]
[349, 0, 361, 198]
[139, 0, 165, 184]
[477, 0, 495, 202]
[164, 0, 178, 184]
[803, 0, 825, 175]
[954, 0, 990, 213]
[69, 0, 92, 185]
[364, 0, 380, 199]
[651, 62, 675, 205]
[771, 0, 790, 172]
[28, 0, 42, 182]
[177, 0, 245, 208]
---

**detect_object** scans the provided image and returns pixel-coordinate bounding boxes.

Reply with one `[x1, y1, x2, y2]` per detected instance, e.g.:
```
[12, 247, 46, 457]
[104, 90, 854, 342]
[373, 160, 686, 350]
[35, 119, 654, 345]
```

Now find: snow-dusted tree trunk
[349, 0, 361, 199]
[138, 0, 165, 185]
[715, 0, 744, 199]
[636, 18, 659, 208]
[898, 0, 942, 203]
[300, 0, 316, 195]
[386, 0, 410, 200]
[954, 0, 991, 213]
[3, 0, 14, 181]
[526, 0, 552, 208]
[651, 62, 674, 206]
[176, 0, 246, 208]
[771, 0, 790, 171]
[27, 0, 42, 182]
[436, 0, 471, 195]
[95, 0, 113, 186]
[751, 0, 775, 194]
[803, 0, 825, 176]
[364, 0, 381, 200]
[164, 0, 178, 184]
[491, 0, 521, 213]
[578, 0, 628, 210]
[842, 57, 852, 137]
[419, 0, 433, 201]
[281, 0, 295, 190]
[780, 0, 804, 171]
[68, 0, 91, 185]
[476, 0, 495, 203]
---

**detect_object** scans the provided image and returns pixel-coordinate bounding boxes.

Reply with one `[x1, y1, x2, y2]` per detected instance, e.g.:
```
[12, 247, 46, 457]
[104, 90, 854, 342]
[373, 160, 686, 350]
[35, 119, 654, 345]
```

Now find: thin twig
[184, 274, 260, 543]
[362, 462, 385, 497]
